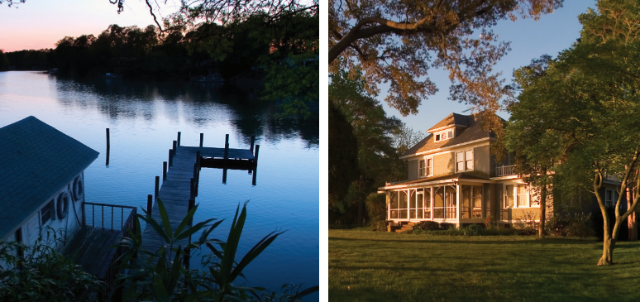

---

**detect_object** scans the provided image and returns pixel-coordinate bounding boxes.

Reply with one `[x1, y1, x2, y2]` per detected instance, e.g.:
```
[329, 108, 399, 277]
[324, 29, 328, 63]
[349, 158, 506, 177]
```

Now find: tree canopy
[507, 0, 640, 265]
[329, 0, 562, 134]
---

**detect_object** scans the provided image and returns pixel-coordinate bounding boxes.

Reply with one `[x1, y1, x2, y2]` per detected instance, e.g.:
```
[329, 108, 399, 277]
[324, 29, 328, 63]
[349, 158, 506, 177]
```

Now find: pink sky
[0, 0, 180, 52]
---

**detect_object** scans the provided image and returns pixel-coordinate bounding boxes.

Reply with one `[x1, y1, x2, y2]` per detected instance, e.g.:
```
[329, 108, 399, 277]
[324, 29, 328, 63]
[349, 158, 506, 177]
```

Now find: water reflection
[53, 77, 318, 146]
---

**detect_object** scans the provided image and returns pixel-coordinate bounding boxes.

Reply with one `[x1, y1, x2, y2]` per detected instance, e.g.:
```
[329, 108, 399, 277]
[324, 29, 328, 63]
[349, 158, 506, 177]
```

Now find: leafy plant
[115, 199, 318, 301]
[0, 228, 103, 302]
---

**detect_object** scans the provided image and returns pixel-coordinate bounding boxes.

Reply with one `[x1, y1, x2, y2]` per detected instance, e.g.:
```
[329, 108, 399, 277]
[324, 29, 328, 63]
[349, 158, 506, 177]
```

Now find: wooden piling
[254, 145, 260, 163]
[190, 178, 195, 200]
[250, 135, 255, 153]
[177, 132, 181, 146]
[147, 195, 152, 215]
[199, 133, 204, 147]
[106, 128, 110, 150]
[173, 140, 177, 152]
[163, 161, 167, 181]
[223, 168, 227, 184]
[252, 168, 257, 186]
[155, 176, 160, 201]
[168, 150, 173, 167]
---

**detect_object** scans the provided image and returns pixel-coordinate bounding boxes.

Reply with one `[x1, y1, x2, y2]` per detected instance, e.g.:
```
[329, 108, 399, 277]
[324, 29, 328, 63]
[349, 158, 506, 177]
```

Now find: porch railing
[81, 202, 138, 298]
[496, 165, 517, 177]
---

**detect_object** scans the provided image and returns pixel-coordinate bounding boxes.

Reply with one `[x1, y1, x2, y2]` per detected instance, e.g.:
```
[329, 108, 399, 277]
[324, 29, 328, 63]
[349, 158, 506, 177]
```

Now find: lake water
[0, 71, 319, 299]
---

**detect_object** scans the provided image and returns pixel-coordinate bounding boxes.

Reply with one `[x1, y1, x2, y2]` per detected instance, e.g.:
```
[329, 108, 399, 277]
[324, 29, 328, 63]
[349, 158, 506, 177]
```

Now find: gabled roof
[0, 116, 99, 238]
[427, 113, 470, 132]
[402, 113, 493, 158]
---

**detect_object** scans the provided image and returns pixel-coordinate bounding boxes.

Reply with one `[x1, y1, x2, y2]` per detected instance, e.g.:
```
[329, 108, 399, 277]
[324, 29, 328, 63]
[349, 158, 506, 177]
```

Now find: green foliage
[328, 101, 359, 216]
[0, 228, 103, 302]
[370, 220, 387, 232]
[365, 193, 386, 222]
[116, 199, 317, 301]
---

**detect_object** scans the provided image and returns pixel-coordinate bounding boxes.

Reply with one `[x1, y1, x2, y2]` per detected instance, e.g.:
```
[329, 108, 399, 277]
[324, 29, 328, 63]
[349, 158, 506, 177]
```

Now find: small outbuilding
[0, 116, 98, 251]
[0, 116, 137, 297]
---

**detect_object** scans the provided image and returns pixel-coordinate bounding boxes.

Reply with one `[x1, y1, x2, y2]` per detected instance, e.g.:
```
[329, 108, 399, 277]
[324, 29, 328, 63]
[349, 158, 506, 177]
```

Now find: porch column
[430, 187, 434, 220]
[456, 184, 461, 227]
[386, 192, 390, 221]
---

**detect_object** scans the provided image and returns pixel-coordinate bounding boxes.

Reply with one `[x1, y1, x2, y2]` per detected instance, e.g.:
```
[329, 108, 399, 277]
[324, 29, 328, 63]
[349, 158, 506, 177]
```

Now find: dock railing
[81, 202, 138, 299]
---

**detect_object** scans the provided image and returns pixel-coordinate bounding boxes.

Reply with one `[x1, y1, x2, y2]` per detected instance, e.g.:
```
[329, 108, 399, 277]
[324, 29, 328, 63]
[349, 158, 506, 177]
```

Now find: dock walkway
[139, 134, 259, 264]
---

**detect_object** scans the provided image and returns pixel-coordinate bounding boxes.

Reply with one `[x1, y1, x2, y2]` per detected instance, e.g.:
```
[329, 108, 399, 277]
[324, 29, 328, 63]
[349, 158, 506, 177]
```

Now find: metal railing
[496, 165, 517, 177]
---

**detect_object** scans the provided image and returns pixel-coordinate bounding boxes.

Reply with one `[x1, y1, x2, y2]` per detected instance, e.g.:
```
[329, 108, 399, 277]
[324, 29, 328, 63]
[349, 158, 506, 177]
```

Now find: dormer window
[434, 129, 454, 142]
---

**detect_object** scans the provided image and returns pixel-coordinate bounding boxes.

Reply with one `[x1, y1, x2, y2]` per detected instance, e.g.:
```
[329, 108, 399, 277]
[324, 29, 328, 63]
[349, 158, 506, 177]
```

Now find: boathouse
[0, 116, 98, 251]
[0, 116, 137, 296]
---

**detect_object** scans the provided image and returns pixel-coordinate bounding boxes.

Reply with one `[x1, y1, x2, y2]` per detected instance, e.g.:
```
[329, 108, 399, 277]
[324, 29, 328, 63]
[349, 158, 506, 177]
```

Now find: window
[426, 158, 433, 176]
[605, 190, 617, 207]
[516, 185, 528, 207]
[505, 185, 515, 208]
[419, 157, 433, 177]
[419, 160, 425, 177]
[434, 129, 454, 142]
[456, 149, 474, 172]
[504, 184, 531, 208]
[41, 200, 54, 225]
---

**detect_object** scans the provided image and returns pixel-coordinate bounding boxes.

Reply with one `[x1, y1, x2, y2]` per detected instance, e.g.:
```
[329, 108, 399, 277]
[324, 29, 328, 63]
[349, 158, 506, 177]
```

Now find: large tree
[508, 0, 640, 265]
[329, 0, 562, 149]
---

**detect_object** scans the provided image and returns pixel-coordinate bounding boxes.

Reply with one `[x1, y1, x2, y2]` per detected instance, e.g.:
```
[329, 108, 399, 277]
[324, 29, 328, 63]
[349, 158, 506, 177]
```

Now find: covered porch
[380, 174, 492, 227]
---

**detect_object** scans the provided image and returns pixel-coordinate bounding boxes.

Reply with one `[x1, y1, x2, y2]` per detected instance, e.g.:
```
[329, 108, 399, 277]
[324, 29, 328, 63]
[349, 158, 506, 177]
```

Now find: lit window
[505, 185, 514, 208]
[419, 160, 425, 177]
[448, 130, 454, 138]
[456, 152, 464, 172]
[516, 185, 528, 207]
[426, 158, 433, 176]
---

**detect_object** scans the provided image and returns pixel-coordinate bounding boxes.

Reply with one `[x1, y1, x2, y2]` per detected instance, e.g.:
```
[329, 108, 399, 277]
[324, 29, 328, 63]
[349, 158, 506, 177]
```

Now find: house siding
[471, 145, 491, 178]
[434, 152, 454, 177]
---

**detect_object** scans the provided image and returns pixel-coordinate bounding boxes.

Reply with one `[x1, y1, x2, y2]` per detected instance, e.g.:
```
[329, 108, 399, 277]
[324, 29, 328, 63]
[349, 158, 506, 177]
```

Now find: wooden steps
[394, 222, 417, 233]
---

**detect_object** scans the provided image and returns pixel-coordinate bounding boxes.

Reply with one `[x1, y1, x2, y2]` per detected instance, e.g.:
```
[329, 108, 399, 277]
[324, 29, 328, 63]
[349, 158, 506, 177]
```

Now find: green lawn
[329, 230, 640, 302]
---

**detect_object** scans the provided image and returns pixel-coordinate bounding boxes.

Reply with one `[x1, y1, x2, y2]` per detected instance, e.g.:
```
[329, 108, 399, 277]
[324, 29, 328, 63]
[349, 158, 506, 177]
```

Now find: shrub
[565, 221, 595, 238]
[365, 193, 387, 222]
[463, 224, 483, 236]
[370, 220, 387, 232]
[413, 221, 441, 231]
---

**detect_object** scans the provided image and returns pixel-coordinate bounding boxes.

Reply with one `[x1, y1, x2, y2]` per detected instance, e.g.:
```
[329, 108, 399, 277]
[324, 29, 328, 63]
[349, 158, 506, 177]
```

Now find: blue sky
[377, 0, 598, 133]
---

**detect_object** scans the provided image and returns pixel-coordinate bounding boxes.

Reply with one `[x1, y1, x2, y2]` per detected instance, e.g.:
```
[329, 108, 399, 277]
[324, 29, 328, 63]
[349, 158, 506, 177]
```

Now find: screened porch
[387, 183, 490, 225]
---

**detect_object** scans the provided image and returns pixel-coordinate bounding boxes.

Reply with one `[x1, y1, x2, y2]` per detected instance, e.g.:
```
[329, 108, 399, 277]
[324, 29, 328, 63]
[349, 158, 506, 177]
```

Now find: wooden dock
[140, 133, 259, 264]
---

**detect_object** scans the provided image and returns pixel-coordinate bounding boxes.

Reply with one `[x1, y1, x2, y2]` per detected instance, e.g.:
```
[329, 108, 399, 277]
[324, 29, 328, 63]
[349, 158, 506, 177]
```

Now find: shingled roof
[0, 117, 99, 238]
[402, 113, 495, 158]
[427, 113, 471, 131]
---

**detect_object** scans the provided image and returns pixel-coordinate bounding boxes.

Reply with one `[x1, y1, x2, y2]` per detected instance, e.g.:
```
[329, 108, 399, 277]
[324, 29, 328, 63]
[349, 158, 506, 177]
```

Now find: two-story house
[378, 113, 545, 229]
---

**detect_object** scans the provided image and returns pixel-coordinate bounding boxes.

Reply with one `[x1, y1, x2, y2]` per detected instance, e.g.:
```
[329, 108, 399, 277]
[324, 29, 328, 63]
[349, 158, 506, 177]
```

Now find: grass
[329, 229, 640, 302]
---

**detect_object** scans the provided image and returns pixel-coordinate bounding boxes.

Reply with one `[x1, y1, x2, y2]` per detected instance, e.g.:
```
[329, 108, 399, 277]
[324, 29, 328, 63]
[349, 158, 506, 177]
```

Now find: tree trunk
[598, 235, 614, 266]
[358, 175, 364, 226]
[539, 181, 547, 239]
[628, 187, 637, 241]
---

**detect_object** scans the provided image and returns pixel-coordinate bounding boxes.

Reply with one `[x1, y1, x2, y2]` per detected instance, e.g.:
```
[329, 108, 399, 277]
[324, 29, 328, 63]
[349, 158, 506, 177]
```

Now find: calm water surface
[0, 71, 319, 299]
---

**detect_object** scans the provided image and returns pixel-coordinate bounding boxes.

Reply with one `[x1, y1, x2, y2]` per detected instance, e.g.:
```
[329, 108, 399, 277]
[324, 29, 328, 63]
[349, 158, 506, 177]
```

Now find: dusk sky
[376, 0, 598, 134]
[0, 0, 180, 52]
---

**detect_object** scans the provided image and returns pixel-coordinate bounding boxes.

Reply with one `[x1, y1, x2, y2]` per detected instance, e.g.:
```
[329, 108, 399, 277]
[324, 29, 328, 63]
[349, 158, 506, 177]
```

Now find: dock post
[163, 161, 167, 181]
[190, 178, 195, 200]
[177, 132, 181, 146]
[252, 167, 257, 186]
[200, 133, 204, 147]
[254, 145, 260, 163]
[223, 168, 227, 184]
[195, 152, 201, 196]
[155, 176, 160, 201]
[250, 135, 255, 153]
[168, 150, 173, 167]
[106, 128, 110, 166]
[147, 194, 152, 215]
[173, 140, 177, 153]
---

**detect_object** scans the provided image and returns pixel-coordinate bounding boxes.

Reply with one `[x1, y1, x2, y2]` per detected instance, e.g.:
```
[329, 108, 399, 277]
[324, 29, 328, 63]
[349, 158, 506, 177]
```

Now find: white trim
[428, 124, 468, 133]
[400, 137, 492, 159]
